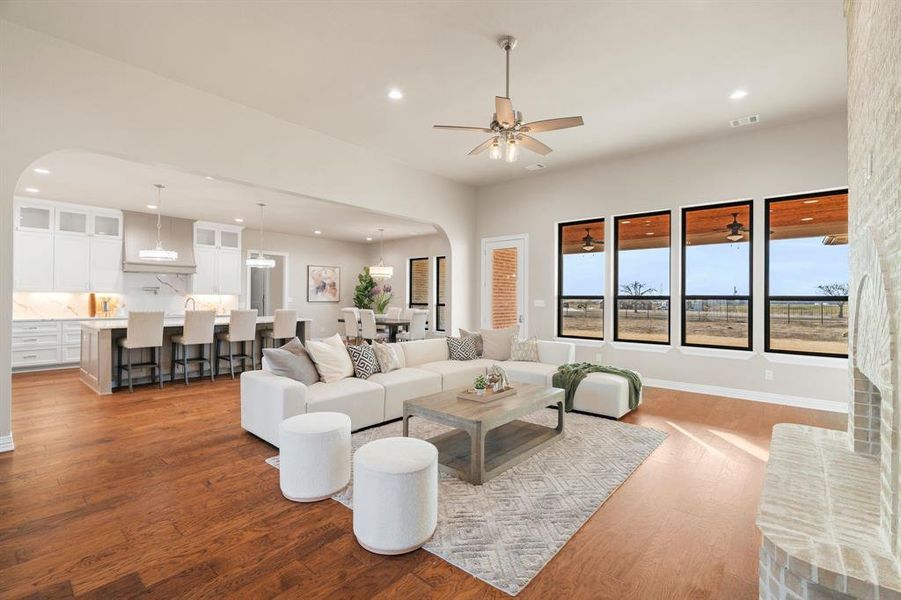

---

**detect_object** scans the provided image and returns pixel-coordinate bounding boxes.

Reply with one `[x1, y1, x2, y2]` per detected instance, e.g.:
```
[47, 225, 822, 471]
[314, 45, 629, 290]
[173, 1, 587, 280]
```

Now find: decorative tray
[457, 386, 517, 403]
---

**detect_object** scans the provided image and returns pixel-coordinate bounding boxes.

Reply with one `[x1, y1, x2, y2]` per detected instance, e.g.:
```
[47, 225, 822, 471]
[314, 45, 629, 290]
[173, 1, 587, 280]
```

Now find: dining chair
[216, 309, 258, 378]
[359, 309, 388, 343]
[171, 310, 216, 385]
[117, 311, 165, 392]
[397, 309, 428, 341]
[385, 306, 402, 320]
[341, 307, 361, 344]
[261, 309, 298, 348]
[401, 307, 415, 321]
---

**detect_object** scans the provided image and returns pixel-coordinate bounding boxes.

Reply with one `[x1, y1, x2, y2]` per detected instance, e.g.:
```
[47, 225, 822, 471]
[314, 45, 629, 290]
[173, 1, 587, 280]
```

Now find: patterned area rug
[267, 409, 666, 596]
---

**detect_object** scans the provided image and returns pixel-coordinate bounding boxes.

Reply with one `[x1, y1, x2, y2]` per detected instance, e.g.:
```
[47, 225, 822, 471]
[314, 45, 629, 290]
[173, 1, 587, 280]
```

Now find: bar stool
[216, 309, 258, 378]
[341, 307, 361, 344]
[170, 310, 216, 385]
[260, 309, 298, 348]
[117, 311, 165, 392]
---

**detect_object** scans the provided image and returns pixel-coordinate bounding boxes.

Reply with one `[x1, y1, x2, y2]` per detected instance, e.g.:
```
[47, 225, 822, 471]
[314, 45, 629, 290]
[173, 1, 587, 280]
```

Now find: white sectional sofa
[240, 337, 640, 447]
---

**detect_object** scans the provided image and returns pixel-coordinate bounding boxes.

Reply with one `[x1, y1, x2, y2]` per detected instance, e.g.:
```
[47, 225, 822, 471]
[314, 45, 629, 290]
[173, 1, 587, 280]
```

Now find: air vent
[730, 114, 761, 128]
[525, 163, 547, 171]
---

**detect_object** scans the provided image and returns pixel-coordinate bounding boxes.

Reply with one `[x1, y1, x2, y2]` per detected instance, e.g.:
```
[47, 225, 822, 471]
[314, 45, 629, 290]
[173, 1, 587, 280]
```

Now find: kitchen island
[79, 315, 311, 394]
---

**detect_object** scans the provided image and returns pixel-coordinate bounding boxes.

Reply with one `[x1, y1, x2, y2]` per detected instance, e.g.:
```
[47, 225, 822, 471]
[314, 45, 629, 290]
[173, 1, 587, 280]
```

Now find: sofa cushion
[372, 341, 404, 373]
[369, 367, 442, 421]
[347, 343, 380, 379]
[261, 341, 319, 385]
[306, 377, 385, 431]
[446, 336, 478, 361]
[306, 333, 354, 383]
[502, 361, 558, 386]
[400, 338, 448, 367]
[480, 326, 518, 361]
[458, 328, 483, 357]
[419, 360, 489, 390]
[510, 337, 539, 362]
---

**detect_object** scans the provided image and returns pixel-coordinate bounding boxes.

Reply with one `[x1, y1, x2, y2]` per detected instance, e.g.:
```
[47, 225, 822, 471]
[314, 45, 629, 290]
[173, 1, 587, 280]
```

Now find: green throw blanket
[552, 362, 642, 412]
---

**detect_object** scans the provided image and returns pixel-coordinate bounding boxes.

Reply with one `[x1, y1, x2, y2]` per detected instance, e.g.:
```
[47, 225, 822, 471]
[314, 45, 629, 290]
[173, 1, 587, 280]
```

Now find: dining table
[337, 315, 410, 343]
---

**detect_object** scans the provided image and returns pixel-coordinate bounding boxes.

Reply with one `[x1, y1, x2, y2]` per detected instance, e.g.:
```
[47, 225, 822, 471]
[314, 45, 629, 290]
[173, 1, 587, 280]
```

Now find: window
[557, 218, 605, 339]
[408, 257, 429, 309]
[681, 200, 753, 350]
[765, 190, 848, 357]
[435, 256, 447, 331]
[614, 211, 671, 344]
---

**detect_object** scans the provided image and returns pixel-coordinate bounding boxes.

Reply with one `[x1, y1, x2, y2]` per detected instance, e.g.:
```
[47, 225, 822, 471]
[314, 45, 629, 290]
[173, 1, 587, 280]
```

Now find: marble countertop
[14, 316, 123, 322]
[80, 315, 311, 330]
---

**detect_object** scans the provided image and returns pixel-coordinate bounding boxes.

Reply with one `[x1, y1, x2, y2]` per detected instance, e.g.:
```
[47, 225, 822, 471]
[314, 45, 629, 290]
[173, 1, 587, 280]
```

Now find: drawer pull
[23, 354, 38, 359]
[22, 338, 39, 343]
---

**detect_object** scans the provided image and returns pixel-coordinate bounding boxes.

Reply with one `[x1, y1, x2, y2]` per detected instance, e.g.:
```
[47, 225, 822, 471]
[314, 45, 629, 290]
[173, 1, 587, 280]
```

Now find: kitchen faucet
[184, 297, 196, 311]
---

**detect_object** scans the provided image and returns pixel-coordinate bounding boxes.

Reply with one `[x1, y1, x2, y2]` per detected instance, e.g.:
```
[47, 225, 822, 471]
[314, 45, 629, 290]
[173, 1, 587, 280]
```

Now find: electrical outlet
[595, 352, 603, 363]
[534, 299, 546, 308]
[765, 369, 774, 381]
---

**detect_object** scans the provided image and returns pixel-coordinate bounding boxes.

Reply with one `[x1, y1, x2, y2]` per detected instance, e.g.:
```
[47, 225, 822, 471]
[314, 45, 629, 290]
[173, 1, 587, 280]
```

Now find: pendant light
[246, 203, 276, 269]
[368, 228, 394, 280]
[139, 184, 178, 262]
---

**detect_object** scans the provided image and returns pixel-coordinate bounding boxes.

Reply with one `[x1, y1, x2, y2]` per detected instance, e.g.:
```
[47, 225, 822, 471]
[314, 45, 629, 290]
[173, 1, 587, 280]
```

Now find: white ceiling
[0, 1, 847, 187]
[15, 151, 437, 243]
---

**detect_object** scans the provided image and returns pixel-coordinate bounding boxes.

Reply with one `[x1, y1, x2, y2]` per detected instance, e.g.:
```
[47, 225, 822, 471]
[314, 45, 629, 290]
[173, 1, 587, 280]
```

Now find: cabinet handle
[23, 354, 38, 359]
[22, 338, 39, 343]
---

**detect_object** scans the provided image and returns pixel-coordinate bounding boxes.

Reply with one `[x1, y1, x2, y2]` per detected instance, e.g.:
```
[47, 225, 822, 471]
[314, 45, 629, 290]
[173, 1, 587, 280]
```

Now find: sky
[562, 237, 848, 296]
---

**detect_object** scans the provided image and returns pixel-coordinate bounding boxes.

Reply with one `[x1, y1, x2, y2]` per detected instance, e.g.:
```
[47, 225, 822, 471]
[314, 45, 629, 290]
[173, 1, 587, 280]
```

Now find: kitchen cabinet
[53, 234, 91, 292]
[90, 236, 123, 292]
[12, 320, 83, 371]
[193, 222, 243, 295]
[13, 230, 54, 291]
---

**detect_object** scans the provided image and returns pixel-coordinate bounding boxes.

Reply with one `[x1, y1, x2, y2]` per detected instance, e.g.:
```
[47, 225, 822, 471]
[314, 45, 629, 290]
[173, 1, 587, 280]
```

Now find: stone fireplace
[756, 2, 900, 598]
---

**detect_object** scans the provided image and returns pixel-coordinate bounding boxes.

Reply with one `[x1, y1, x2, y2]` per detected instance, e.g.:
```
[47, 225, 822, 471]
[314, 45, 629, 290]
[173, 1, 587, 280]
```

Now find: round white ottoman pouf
[278, 412, 352, 502]
[353, 436, 438, 555]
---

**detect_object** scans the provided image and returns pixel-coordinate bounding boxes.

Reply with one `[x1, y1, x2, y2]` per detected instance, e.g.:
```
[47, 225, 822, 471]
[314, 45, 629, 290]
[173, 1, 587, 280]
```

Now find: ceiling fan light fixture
[504, 138, 519, 163]
[726, 233, 744, 242]
[489, 138, 502, 160]
[581, 228, 597, 252]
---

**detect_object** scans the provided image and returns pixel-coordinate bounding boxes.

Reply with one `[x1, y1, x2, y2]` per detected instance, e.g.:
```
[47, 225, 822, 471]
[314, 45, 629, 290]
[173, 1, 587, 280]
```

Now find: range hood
[122, 210, 196, 274]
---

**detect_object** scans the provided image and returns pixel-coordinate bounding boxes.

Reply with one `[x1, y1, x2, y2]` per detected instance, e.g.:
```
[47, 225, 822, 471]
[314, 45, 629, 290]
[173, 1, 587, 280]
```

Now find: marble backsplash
[13, 273, 239, 320]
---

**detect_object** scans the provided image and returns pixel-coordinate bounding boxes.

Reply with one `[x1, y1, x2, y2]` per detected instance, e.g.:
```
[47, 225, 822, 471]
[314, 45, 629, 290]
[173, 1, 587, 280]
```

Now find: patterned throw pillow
[346, 343, 381, 379]
[372, 342, 403, 374]
[509, 337, 539, 362]
[458, 328, 483, 357]
[446, 336, 478, 361]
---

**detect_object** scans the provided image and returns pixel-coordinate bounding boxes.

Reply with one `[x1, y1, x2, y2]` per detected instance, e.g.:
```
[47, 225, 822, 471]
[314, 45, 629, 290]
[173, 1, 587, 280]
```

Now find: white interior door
[481, 235, 528, 336]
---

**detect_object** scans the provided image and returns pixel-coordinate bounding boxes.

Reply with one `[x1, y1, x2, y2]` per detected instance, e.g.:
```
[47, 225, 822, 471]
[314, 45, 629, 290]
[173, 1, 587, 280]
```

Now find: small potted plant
[473, 375, 488, 396]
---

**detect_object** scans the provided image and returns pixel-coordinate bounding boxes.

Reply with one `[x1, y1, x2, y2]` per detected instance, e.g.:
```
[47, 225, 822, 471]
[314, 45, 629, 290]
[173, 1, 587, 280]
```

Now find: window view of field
[767, 192, 848, 356]
[684, 299, 749, 347]
[616, 300, 669, 342]
[560, 298, 603, 337]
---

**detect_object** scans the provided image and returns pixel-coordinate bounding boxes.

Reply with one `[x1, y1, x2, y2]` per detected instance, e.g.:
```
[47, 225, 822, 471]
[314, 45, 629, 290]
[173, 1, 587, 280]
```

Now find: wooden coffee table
[402, 384, 565, 485]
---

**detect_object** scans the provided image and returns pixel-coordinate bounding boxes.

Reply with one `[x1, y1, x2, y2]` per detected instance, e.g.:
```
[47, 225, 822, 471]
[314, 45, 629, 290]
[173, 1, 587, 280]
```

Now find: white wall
[241, 231, 371, 338]
[0, 21, 477, 447]
[476, 112, 850, 410]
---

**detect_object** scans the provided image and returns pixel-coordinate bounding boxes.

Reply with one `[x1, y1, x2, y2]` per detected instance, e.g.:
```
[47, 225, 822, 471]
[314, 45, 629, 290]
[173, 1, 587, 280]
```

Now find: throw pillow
[479, 325, 519, 361]
[346, 343, 381, 379]
[459, 328, 483, 356]
[372, 342, 403, 374]
[510, 337, 540, 362]
[305, 333, 355, 383]
[262, 340, 319, 385]
[446, 336, 478, 361]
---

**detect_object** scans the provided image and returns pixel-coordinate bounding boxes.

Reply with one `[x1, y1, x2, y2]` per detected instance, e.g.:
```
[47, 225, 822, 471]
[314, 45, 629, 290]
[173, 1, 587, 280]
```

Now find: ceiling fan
[433, 36, 584, 163]
[725, 213, 750, 242]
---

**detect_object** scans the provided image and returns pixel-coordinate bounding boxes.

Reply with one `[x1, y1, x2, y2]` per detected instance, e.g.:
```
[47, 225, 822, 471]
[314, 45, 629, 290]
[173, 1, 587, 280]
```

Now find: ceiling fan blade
[468, 137, 497, 156]
[518, 135, 552, 156]
[495, 96, 516, 127]
[521, 116, 584, 133]
[433, 125, 494, 133]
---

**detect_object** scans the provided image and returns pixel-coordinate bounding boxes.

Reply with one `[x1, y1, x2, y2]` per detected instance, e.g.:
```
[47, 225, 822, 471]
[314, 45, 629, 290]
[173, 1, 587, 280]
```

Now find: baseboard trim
[643, 378, 848, 413]
[0, 434, 14, 453]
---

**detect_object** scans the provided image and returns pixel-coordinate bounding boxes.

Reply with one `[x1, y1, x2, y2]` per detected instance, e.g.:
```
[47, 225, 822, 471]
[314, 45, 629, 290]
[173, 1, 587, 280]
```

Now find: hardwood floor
[1, 368, 843, 599]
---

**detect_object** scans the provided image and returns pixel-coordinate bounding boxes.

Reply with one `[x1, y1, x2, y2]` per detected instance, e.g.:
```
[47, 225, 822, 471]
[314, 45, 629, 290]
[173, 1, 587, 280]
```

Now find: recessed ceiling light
[730, 89, 748, 100]
[645, 232, 654, 236]
[408, 232, 416, 235]
[24, 187, 39, 193]
[621, 220, 631, 224]
[146, 204, 158, 209]
[234, 218, 244, 223]
[33, 168, 50, 175]
[801, 217, 814, 222]
[314, 229, 322, 235]
[366, 236, 373, 241]
[387, 88, 404, 100]
[803, 199, 819, 204]
[205, 176, 215, 181]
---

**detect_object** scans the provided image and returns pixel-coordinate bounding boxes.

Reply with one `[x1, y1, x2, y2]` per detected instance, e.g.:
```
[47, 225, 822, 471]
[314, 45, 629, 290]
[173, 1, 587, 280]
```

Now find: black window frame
[435, 256, 446, 332]
[556, 217, 606, 340]
[613, 210, 672, 345]
[407, 257, 430, 309]
[764, 188, 849, 359]
[681, 199, 754, 352]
